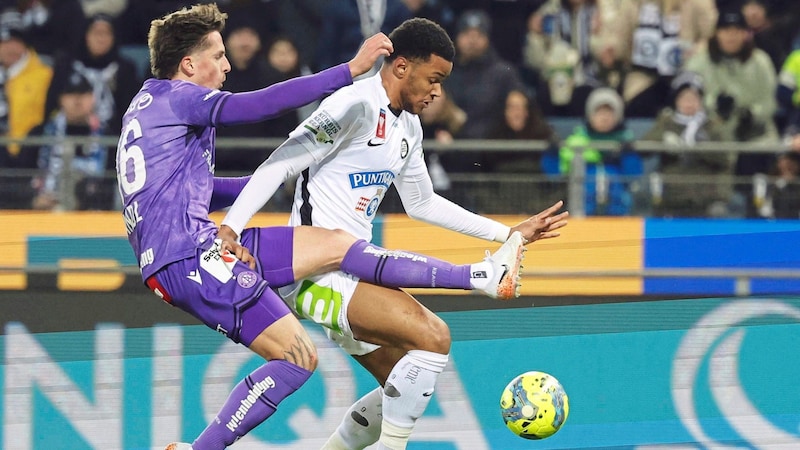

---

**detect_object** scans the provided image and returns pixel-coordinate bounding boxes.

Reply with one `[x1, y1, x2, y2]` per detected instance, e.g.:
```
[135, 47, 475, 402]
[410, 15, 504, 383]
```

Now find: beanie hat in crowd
[61, 71, 94, 95]
[456, 9, 491, 36]
[670, 71, 704, 103]
[716, 10, 748, 29]
[585, 87, 624, 123]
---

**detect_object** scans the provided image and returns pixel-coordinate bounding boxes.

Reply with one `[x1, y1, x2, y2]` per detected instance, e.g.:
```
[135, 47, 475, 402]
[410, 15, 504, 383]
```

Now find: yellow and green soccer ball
[500, 371, 569, 440]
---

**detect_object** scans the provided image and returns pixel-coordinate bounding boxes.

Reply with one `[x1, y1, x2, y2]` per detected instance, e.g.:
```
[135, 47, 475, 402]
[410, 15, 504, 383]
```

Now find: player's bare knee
[413, 315, 450, 354]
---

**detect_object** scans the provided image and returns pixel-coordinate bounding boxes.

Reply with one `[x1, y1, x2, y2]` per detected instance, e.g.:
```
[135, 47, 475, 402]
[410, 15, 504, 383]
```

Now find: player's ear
[179, 56, 195, 76]
[392, 57, 408, 79]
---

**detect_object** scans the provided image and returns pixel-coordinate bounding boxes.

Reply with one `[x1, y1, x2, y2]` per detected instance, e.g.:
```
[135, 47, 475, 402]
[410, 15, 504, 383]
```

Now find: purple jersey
[117, 79, 231, 280]
[117, 65, 352, 281]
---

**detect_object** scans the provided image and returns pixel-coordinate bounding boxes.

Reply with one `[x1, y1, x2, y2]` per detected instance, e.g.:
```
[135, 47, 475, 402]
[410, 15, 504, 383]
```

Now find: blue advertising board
[2, 296, 800, 449]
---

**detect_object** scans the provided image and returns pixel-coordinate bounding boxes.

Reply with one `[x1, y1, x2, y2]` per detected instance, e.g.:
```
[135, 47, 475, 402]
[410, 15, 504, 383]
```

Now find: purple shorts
[240, 226, 295, 287]
[146, 227, 296, 346]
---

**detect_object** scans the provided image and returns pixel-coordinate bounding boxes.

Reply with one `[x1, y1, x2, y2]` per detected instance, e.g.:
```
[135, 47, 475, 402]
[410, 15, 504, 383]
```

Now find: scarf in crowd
[36, 112, 106, 195]
[71, 60, 119, 126]
[554, 4, 595, 68]
[631, 2, 683, 76]
[671, 110, 707, 147]
[357, 0, 387, 39]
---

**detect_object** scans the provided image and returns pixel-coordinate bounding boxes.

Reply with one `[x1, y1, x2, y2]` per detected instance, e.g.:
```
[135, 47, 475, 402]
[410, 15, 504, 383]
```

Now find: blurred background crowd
[1, 0, 800, 220]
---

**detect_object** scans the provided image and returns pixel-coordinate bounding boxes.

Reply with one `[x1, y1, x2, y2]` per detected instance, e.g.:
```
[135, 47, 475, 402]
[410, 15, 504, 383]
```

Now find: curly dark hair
[147, 3, 227, 79]
[386, 18, 454, 64]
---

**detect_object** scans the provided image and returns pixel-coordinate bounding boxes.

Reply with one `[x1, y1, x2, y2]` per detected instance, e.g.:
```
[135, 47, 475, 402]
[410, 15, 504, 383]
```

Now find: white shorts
[277, 271, 380, 356]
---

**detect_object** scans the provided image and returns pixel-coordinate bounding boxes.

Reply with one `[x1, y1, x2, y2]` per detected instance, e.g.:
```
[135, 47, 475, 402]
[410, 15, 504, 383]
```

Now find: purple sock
[192, 360, 312, 450]
[340, 240, 472, 289]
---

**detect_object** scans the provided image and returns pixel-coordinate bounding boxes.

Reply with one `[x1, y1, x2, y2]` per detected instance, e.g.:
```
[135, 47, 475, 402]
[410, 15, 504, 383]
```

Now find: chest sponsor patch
[349, 170, 395, 189]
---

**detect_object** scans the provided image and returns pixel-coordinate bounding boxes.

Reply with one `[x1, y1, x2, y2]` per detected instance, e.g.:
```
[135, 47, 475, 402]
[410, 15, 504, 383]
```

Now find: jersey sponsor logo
[376, 109, 386, 138]
[400, 138, 409, 159]
[367, 138, 385, 147]
[237, 270, 258, 288]
[349, 171, 395, 189]
[303, 110, 341, 144]
[199, 240, 237, 283]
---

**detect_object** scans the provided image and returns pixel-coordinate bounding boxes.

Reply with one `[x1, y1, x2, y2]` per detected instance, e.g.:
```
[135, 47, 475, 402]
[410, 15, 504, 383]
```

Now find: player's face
[189, 31, 231, 90]
[400, 55, 452, 115]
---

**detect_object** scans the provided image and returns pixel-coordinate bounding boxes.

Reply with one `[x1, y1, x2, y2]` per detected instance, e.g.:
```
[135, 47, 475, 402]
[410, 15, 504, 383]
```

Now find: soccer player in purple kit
[117, 4, 558, 449]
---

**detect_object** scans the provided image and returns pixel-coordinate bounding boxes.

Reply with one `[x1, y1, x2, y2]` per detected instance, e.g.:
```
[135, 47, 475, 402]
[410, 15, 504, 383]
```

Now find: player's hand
[509, 200, 569, 244]
[348, 32, 393, 79]
[217, 225, 256, 269]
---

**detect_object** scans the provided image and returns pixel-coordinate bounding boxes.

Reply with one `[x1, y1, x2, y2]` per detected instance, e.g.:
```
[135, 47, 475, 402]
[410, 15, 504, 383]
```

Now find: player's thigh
[347, 282, 451, 355]
[247, 311, 318, 371]
[291, 226, 357, 279]
[146, 246, 304, 358]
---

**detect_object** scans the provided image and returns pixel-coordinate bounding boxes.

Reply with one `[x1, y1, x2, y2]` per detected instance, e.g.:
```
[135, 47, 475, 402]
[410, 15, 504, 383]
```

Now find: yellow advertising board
[1, 212, 643, 295]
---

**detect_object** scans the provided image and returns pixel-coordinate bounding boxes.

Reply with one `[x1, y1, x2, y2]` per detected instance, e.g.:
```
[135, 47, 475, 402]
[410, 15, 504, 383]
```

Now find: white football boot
[164, 444, 193, 450]
[475, 231, 527, 300]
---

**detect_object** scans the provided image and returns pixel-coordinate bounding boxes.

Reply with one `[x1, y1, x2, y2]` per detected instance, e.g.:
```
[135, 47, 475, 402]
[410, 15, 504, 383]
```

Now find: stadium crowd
[1, 0, 799, 218]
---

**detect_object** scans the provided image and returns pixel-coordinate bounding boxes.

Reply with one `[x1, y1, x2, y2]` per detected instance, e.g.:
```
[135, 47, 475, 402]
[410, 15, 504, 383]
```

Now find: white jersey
[222, 73, 509, 244]
[287, 74, 427, 241]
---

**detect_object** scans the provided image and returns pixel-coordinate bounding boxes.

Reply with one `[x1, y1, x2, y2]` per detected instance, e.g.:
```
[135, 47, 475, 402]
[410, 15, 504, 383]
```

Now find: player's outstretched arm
[508, 200, 569, 244]
[348, 32, 393, 79]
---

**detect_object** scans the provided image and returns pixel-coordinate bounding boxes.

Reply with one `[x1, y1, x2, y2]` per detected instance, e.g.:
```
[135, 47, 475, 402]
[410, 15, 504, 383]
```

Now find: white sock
[321, 387, 383, 450]
[468, 261, 494, 290]
[377, 350, 449, 450]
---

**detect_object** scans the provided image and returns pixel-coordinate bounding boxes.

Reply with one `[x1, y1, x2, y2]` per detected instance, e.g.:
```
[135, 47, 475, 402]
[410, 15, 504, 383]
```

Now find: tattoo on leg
[283, 333, 314, 367]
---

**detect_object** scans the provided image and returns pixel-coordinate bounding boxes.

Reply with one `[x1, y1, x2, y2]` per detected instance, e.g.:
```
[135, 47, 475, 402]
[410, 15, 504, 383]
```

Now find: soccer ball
[500, 371, 569, 440]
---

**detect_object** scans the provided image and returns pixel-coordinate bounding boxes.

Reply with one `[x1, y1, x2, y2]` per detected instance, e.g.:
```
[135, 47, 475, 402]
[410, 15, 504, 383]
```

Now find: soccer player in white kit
[220, 18, 568, 450]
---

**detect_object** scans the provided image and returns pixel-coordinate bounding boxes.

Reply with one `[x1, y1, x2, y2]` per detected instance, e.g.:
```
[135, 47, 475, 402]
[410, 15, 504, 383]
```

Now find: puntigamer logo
[348, 170, 395, 189]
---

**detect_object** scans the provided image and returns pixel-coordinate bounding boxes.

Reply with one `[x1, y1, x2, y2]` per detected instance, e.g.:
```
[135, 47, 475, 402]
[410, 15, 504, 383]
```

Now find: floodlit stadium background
[2, 212, 800, 448]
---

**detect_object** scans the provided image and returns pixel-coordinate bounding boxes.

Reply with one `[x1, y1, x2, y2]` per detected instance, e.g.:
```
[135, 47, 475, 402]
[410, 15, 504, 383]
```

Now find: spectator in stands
[741, 0, 799, 73]
[685, 9, 779, 217]
[116, 0, 198, 46]
[274, 0, 325, 70]
[46, 14, 140, 134]
[445, 9, 527, 140]
[488, 89, 556, 173]
[542, 87, 643, 215]
[777, 48, 800, 135]
[523, 0, 602, 117]
[260, 35, 316, 138]
[315, 0, 411, 74]
[419, 86, 466, 145]
[214, 22, 274, 174]
[643, 71, 732, 217]
[685, 10, 778, 143]
[79, 0, 127, 19]
[27, 71, 114, 211]
[399, 0, 457, 37]
[0, 23, 52, 209]
[765, 149, 800, 219]
[594, 0, 718, 118]
[0, 0, 86, 65]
